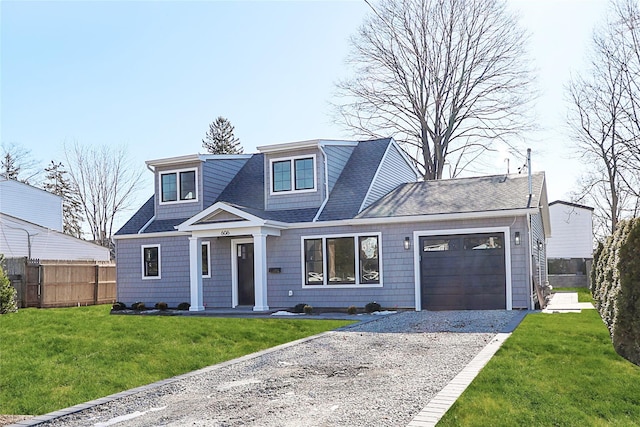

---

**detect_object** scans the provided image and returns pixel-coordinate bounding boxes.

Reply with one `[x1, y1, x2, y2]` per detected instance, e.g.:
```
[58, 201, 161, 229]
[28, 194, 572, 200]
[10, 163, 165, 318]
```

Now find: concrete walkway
[542, 292, 595, 313]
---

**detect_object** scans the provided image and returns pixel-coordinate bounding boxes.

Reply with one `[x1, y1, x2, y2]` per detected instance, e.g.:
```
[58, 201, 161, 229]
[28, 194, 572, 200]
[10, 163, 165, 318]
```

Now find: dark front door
[237, 243, 255, 306]
[420, 233, 506, 310]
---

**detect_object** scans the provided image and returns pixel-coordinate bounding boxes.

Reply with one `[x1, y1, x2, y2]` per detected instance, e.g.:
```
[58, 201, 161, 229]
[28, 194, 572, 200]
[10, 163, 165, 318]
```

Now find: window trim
[269, 154, 317, 195]
[141, 244, 161, 280]
[300, 232, 383, 288]
[202, 241, 211, 278]
[158, 167, 199, 205]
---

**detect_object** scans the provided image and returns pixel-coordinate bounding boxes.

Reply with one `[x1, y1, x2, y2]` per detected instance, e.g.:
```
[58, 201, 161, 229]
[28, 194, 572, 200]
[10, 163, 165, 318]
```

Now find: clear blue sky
[1, 0, 609, 221]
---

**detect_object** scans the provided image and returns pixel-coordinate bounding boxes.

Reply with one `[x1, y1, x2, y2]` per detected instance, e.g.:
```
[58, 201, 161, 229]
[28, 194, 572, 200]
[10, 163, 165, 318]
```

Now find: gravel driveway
[35, 310, 524, 427]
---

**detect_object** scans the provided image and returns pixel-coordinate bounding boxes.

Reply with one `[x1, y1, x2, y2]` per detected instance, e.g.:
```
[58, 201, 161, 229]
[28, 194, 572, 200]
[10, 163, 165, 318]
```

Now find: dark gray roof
[358, 172, 546, 219]
[318, 138, 391, 221]
[216, 154, 264, 210]
[223, 203, 318, 223]
[115, 196, 154, 235]
[143, 217, 190, 233]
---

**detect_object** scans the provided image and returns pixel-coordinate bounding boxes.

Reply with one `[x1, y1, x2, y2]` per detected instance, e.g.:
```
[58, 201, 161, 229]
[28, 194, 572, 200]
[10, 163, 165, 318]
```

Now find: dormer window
[160, 168, 197, 204]
[270, 155, 316, 194]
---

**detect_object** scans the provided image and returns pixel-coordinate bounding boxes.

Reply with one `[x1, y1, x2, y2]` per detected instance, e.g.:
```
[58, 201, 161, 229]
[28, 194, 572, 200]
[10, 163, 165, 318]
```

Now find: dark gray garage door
[420, 233, 506, 310]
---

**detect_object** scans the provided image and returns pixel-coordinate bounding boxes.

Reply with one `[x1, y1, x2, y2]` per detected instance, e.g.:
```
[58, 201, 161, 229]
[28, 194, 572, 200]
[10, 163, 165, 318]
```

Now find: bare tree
[334, 0, 536, 179]
[64, 143, 143, 248]
[567, 0, 640, 235]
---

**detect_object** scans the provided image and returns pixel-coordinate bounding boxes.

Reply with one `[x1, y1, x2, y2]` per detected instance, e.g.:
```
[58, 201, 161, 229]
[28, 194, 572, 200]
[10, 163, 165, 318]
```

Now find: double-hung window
[160, 168, 197, 203]
[302, 233, 381, 287]
[142, 245, 161, 279]
[271, 155, 316, 194]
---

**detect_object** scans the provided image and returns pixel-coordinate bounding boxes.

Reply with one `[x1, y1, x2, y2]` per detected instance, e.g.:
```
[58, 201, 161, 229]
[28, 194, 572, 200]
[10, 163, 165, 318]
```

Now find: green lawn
[553, 286, 594, 303]
[438, 310, 640, 426]
[0, 305, 352, 415]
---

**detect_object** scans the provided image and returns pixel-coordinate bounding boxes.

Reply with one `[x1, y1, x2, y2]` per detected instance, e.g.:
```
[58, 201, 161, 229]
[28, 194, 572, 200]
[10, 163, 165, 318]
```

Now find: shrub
[177, 302, 191, 311]
[131, 301, 146, 311]
[0, 263, 18, 315]
[303, 304, 313, 315]
[592, 218, 640, 366]
[292, 303, 308, 314]
[111, 302, 127, 311]
[347, 305, 357, 315]
[365, 301, 381, 313]
[155, 302, 168, 311]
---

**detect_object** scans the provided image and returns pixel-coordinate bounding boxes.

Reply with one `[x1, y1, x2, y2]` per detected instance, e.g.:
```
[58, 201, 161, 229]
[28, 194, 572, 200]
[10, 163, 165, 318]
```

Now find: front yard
[438, 309, 640, 426]
[0, 305, 351, 415]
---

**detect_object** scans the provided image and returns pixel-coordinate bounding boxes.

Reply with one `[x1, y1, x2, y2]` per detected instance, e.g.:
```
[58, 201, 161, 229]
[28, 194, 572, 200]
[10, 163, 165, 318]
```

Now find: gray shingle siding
[361, 143, 419, 211]
[264, 148, 325, 211]
[154, 161, 204, 221]
[116, 236, 191, 307]
[323, 145, 356, 192]
[116, 214, 534, 309]
[202, 158, 249, 208]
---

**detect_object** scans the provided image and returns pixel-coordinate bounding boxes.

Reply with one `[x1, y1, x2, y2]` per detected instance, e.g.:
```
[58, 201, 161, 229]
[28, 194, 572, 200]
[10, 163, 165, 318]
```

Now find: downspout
[313, 144, 330, 222]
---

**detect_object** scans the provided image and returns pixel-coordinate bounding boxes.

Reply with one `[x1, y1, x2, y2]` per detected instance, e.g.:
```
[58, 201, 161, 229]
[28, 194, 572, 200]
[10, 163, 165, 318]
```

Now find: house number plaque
[220, 230, 231, 236]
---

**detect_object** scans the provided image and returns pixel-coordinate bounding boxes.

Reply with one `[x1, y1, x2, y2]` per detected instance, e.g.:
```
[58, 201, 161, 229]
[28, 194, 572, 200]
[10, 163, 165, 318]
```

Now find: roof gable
[317, 138, 392, 221]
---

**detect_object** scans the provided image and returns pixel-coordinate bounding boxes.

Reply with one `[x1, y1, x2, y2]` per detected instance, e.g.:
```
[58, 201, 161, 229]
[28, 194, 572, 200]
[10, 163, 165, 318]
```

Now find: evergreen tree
[1, 152, 20, 180]
[0, 256, 18, 314]
[202, 117, 243, 154]
[44, 161, 84, 238]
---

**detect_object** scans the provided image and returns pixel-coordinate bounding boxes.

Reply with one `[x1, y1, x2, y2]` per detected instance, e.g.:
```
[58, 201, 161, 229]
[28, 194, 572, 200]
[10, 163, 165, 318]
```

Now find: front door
[237, 243, 255, 306]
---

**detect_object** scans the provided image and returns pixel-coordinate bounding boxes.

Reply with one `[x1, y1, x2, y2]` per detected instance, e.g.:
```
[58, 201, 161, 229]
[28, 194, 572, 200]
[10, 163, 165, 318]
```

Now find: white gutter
[313, 144, 330, 222]
[293, 207, 541, 229]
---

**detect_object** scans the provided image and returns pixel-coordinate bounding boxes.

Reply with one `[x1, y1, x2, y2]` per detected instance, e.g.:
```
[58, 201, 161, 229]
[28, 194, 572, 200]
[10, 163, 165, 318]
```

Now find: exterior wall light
[404, 237, 411, 250]
[514, 231, 521, 245]
[537, 240, 543, 251]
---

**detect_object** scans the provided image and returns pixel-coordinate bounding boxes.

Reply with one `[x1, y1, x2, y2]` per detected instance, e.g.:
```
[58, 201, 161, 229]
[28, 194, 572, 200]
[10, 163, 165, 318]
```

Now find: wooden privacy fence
[4, 258, 116, 308]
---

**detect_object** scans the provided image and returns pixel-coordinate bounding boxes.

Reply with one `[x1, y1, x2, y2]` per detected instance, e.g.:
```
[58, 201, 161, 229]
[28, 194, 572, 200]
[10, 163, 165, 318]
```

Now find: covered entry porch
[177, 203, 286, 312]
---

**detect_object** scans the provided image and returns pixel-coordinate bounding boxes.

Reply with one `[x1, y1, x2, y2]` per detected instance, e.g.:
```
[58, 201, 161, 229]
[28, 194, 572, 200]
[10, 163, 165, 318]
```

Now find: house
[0, 178, 110, 261]
[114, 138, 550, 311]
[546, 200, 594, 288]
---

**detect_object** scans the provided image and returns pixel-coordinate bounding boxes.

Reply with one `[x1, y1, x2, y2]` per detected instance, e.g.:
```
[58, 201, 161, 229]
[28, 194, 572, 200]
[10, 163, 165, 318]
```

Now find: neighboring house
[0, 177, 110, 261]
[546, 200, 594, 288]
[114, 138, 550, 311]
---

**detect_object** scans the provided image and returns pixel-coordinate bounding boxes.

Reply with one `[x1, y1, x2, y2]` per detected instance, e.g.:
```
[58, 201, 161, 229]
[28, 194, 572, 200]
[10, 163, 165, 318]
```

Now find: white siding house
[0, 178, 110, 261]
[0, 178, 63, 231]
[547, 201, 594, 259]
[546, 200, 594, 288]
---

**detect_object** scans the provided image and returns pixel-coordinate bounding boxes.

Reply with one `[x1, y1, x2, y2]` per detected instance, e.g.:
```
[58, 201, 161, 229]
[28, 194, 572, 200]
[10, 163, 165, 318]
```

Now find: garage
[419, 232, 506, 310]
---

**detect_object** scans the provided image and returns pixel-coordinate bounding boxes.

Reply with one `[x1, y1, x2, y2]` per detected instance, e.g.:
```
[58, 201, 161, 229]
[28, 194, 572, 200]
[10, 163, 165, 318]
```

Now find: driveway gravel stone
[35, 310, 524, 427]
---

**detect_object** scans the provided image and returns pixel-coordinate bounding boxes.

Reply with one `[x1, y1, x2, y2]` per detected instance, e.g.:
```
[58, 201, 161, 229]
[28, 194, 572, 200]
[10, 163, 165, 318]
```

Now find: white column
[252, 232, 269, 311]
[188, 236, 204, 311]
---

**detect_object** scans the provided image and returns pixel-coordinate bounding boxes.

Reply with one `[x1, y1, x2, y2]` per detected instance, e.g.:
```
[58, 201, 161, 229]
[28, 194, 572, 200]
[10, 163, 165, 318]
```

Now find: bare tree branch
[335, 0, 536, 179]
[64, 143, 143, 249]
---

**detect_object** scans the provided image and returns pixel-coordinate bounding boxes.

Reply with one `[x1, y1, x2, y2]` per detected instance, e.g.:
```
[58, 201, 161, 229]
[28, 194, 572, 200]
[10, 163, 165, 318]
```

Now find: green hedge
[592, 217, 640, 365]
